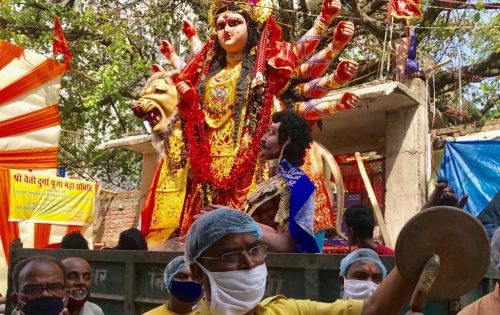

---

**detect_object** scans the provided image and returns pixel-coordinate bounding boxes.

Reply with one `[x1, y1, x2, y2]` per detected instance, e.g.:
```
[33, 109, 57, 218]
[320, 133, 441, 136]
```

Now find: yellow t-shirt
[142, 304, 195, 315]
[197, 295, 363, 315]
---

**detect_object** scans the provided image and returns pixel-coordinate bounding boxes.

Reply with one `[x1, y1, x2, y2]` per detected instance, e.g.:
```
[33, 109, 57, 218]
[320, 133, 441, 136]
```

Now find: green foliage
[0, 0, 206, 190]
[1, 0, 498, 189]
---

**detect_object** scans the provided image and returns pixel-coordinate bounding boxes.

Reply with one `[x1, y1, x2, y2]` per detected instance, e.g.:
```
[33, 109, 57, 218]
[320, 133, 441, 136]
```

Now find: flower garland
[178, 80, 274, 191]
[175, 18, 281, 192]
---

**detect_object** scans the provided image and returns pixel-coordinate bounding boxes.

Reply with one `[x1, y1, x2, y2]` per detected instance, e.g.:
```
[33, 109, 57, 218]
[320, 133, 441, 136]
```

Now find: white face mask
[69, 287, 88, 301]
[342, 278, 379, 300]
[198, 263, 268, 315]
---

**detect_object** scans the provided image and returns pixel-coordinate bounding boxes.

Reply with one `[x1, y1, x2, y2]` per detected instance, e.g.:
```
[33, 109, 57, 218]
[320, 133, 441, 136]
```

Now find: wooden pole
[354, 152, 392, 247]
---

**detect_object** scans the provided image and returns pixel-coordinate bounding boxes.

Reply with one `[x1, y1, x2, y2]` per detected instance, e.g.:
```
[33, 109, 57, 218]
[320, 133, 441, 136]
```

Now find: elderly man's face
[346, 260, 383, 284]
[62, 257, 92, 300]
[16, 261, 66, 306]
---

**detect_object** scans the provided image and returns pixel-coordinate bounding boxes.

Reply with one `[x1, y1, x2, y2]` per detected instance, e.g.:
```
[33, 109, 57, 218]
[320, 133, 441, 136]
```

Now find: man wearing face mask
[10, 256, 69, 315]
[61, 257, 104, 315]
[185, 207, 420, 315]
[144, 256, 203, 314]
[339, 248, 387, 300]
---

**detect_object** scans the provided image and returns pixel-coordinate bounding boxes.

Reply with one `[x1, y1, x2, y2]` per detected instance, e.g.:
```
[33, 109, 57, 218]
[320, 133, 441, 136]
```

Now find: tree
[1, 0, 498, 189]
[1, 0, 204, 189]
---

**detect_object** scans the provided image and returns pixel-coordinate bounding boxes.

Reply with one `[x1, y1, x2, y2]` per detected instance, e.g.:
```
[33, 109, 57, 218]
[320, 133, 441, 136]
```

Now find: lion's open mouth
[147, 108, 162, 127]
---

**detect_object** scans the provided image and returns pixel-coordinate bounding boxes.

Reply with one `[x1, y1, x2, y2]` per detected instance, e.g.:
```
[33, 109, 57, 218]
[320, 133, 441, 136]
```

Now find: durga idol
[133, 0, 359, 248]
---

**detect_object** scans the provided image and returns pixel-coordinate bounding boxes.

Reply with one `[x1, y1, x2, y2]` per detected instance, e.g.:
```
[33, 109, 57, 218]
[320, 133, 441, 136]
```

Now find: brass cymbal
[395, 206, 490, 300]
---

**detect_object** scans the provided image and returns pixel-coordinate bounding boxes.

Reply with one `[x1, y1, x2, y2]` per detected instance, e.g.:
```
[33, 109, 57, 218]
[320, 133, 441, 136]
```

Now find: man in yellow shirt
[184, 208, 416, 315]
[144, 256, 202, 315]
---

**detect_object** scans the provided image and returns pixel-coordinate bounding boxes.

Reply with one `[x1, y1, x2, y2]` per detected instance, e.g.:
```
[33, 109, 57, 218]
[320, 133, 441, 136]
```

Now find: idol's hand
[160, 40, 176, 58]
[176, 80, 198, 102]
[182, 20, 197, 39]
[335, 92, 359, 111]
[251, 72, 265, 95]
[332, 21, 354, 51]
[150, 64, 165, 73]
[333, 60, 358, 84]
[320, 0, 342, 25]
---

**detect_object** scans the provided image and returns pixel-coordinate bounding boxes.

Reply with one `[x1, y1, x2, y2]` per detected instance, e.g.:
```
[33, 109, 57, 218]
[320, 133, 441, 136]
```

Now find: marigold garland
[176, 19, 279, 192]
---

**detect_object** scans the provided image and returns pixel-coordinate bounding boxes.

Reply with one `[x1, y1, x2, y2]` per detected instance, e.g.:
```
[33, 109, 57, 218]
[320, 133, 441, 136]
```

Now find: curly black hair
[198, 6, 260, 141]
[272, 111, 312, 167]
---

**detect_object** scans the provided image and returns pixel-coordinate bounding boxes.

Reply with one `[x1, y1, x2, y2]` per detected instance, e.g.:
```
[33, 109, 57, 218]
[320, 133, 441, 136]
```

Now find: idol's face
[216, 12, 248, 54]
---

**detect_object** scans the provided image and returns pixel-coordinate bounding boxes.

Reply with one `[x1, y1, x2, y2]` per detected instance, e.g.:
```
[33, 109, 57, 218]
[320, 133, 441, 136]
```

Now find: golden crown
[205, 0, 275, 28]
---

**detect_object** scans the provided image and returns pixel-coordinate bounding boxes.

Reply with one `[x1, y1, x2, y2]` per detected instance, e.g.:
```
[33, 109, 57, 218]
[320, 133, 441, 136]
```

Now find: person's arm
[259, 223, 296, 253]
[422, 181, 468, 210]
[361, 266, 413, 315]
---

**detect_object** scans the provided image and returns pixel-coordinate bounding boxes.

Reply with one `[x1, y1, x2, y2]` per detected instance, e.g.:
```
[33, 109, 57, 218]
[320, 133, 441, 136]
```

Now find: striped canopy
[0, 40, 66, 170]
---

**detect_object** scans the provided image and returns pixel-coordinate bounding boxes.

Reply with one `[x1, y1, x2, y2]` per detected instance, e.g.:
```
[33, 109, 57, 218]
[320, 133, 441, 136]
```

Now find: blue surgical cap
[492, 227, 500, 270]
[340, 248, 388, 279]
[185, 208, 262, 264]
[163, 256, 186, 289]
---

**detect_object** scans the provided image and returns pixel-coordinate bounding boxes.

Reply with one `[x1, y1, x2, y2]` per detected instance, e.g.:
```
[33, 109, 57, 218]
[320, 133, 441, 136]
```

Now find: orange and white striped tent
[0, 38, 69, 294]
[0, 40, 64, 169]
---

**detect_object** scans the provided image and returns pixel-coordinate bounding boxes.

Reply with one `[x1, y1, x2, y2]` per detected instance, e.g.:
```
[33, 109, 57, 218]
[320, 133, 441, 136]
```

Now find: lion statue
[132, 68, 347, 247]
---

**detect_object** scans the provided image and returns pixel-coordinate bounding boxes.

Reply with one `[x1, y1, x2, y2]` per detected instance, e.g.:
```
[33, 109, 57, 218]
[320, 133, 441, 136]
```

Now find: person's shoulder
[256, 296, 363, 315]
[376, 243, 395, 256]
[142, 305, 171, 315]
[458, 291, 500, 315]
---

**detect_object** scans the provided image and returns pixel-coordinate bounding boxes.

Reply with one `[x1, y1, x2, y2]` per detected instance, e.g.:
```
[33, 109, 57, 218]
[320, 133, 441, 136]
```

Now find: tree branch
[480, 95, 500, 117]
[363, 0, 387, 15]
[416, 0, 446, 40]
[347, 0, 387, 42]
[434, 51, 500, 94]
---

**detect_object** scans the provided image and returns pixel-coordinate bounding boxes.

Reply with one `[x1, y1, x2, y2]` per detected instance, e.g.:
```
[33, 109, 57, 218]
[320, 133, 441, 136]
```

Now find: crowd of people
[0, 1, 497, 313]
[4, 208, 500, 315]
[2, 111, 499, 315]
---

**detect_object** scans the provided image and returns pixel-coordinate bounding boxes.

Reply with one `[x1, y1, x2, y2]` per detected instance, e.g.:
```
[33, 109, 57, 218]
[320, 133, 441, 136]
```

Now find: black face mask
[21, 296, 65, 315]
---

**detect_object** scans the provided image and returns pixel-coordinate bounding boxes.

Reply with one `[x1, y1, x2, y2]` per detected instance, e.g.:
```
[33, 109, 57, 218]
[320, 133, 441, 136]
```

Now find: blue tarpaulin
[439, 140, 500, 217]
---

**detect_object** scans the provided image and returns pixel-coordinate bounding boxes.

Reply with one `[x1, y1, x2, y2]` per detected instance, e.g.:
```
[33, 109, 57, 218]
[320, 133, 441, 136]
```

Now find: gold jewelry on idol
[313, 18, 329, 35]
[325, 43, 340, 58]
[206, 0, 275, 29]
[326, 72, 341, 89]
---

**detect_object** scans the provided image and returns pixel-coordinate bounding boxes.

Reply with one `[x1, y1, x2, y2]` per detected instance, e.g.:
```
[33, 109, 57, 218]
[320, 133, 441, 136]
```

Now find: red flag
[387, 0, 422, 22]
[53, 16, 72, 69]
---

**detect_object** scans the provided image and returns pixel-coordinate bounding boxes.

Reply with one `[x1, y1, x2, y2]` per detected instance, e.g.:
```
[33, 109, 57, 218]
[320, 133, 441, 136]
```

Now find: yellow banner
[8, 170, 96, 226]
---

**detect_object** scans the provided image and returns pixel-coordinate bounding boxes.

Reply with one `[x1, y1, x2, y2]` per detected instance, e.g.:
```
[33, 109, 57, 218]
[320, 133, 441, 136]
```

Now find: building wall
[93, 190, 143, 248]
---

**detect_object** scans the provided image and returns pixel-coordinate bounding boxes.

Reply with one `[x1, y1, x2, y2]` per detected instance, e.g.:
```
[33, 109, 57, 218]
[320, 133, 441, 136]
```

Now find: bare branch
[480, 95, 500, 117]
[434, 51, 500, 94]
[363, 0, 387, 15]
[347, 0, 387, 42]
